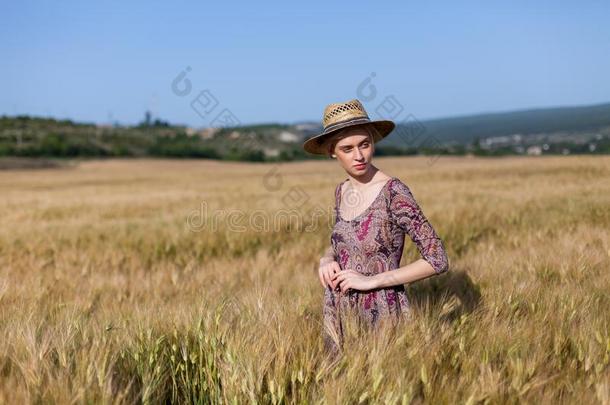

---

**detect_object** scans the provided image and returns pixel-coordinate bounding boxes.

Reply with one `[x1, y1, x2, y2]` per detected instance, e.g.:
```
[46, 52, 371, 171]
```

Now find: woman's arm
[333, 180, 449, 293]
[388, 179, 449, 276]
[318, 246, 340, 289]
[332, 258, 439, 292]
[373, 179, 449, 288]
[371, 258, 437, 288]
[319, 246, 335, 266]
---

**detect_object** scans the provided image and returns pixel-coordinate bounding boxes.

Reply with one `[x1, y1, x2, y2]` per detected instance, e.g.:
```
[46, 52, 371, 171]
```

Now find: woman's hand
[332, 270, 378, 293]
[318, 260, 341, 289]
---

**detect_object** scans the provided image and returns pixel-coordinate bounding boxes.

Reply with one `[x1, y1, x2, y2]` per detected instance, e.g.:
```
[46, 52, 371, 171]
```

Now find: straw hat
[302, 99, 395, 155]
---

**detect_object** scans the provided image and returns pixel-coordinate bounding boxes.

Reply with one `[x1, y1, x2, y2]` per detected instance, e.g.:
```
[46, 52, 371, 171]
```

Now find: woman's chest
[331, 209, 399, 254]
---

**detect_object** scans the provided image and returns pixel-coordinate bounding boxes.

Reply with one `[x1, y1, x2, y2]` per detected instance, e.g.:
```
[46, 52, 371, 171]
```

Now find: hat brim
[302, 119, 395, 155]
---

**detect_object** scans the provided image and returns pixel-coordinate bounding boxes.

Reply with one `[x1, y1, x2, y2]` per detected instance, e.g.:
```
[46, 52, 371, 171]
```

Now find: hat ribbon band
[323, 116, 371, 133]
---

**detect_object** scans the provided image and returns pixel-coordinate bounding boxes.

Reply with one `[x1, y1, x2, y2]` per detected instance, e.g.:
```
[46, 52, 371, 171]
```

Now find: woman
[303, 99, 450, 355]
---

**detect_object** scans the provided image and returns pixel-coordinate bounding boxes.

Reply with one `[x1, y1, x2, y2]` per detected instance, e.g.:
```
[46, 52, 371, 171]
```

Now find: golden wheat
[0, 155, 608, 404]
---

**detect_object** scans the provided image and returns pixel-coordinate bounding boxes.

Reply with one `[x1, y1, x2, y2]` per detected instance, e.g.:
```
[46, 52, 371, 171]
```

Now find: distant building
[294, 122, 322, 136]
[264, 148, 280, 157]
[278, 131, 299, 143]
[481, 134, 522, 149]
[526, 145, 542, 155]
[199, 128, 218, 139]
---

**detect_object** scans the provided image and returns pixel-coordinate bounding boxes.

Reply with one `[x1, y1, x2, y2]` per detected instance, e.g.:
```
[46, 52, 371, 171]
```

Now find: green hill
[1, 101, 609, 162]
[391, 101, 610, 145]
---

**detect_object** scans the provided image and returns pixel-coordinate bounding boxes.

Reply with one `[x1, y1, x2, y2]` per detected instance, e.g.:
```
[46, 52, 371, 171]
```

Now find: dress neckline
[337, 177, 396, 222]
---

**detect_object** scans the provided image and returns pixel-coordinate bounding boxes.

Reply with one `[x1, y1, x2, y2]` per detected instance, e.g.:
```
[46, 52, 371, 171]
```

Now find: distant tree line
[1, 114, 609, 162]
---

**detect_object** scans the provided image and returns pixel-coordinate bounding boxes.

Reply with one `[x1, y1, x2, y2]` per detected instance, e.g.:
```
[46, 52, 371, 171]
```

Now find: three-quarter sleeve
[388, 179, 449, 275]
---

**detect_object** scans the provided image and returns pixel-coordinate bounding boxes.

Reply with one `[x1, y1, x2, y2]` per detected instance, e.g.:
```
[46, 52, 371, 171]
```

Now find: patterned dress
[322, 176, 449, 354]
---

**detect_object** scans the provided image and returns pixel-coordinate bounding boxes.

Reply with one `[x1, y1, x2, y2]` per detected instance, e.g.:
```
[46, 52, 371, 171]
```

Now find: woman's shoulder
[334, 178, 349, 201]
[387, 176, 412, 196]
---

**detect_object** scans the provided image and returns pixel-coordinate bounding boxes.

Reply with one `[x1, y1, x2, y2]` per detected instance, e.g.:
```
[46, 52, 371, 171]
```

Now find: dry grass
[0, 155, 608, 404]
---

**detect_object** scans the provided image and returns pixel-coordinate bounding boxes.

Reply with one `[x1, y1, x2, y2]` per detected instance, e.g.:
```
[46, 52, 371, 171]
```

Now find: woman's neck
[346, 166, 388, 190]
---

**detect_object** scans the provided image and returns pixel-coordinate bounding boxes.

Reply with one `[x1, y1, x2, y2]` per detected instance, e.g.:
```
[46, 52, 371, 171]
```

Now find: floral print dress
[322, 176, 449, 353]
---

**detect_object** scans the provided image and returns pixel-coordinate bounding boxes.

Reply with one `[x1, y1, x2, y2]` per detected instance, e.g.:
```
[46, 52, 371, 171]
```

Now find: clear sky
[2, 1, 609, 127]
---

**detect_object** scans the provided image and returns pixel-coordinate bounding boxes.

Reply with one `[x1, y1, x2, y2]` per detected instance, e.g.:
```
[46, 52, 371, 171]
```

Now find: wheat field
[0, 155, 608, 404]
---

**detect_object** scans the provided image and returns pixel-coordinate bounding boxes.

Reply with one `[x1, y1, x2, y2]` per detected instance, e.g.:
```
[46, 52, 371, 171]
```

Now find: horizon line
[3, 99, 610, 129]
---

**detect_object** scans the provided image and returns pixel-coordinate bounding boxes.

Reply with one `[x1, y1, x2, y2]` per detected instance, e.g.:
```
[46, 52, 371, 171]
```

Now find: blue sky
[2, 1, 609, 127]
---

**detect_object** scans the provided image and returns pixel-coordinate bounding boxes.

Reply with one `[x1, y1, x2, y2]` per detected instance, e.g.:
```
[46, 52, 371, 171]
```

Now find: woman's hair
[325, 124, 378, 157]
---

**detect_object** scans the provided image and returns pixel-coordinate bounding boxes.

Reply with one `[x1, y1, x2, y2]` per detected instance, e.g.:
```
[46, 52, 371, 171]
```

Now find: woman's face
[331, 126, 375, 177]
